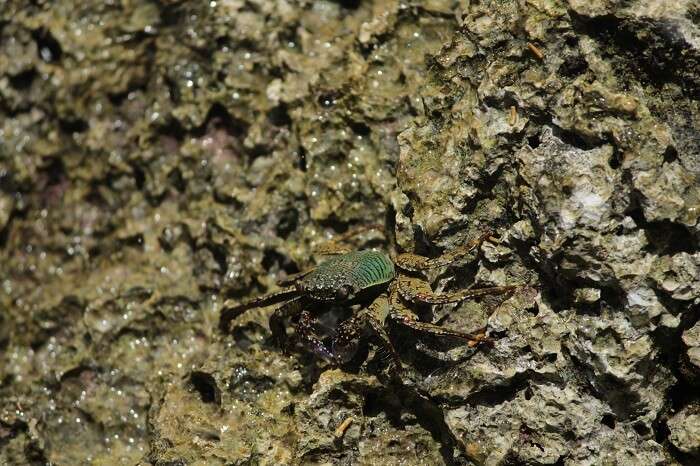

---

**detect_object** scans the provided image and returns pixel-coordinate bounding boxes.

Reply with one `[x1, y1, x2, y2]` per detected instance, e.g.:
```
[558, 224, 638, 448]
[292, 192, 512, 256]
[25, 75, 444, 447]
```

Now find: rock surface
[1, 0, 698, 464]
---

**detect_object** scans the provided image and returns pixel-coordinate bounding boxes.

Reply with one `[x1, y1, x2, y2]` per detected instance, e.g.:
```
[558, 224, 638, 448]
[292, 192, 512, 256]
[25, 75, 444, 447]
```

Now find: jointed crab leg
[295, 310, 335, 360]
[394, 230, 493, 272]
[396, 275, 519, 304]
[388, 284, 490, 346]
[362, 294, 402, 367]
[314, 223, 386, 256]
[219, 285, 299, 332]
[269, 297, 304, 349]
[276, 269, 314, 286]
[332, 294, 402, 367]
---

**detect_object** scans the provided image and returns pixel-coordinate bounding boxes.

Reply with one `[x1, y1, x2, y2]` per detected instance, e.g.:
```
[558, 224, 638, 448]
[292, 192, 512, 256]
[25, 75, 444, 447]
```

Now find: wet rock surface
[1, 0, 698, 464]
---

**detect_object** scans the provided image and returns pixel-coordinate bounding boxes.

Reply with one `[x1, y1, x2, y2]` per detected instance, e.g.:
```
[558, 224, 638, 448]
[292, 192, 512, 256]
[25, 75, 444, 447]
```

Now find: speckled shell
[301, 250, 395, 301]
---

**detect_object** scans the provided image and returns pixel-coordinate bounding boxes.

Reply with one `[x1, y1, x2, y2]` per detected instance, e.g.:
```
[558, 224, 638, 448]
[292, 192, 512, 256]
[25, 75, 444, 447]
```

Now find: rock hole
[558, 54, 588, 78]
[663, 146, 678, 164]
[527, 133, 541, 149]
[33, 28, 62, 62]
[261, 248, 299, 275]
[131, 163, 145, 190]
[190, 371, 221, 404]
[9, 69, 36, 90]
[275, 207, 299, 239]
[204, 103, 248, 137]
[601, 413, 616, 429]
[608, 148, 622, 169]
[267, 103, 292, 127]
[633, 421, 650, 436]
[349, 121, 371, 136]
[59, 117, 89, 134]
[167, 167, 186, 192]
[298, 146, 307, 172]
[332, 0, 362, 9]
[363, 391, 382, 417]
[204, 244, 228, 275]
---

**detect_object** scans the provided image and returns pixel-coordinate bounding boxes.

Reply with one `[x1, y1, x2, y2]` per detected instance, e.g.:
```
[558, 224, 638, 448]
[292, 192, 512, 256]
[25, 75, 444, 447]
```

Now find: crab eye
[336, 285, 353, 300]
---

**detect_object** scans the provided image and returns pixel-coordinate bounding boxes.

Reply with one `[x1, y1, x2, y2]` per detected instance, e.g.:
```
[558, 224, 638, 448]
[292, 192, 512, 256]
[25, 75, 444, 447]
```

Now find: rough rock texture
[1, 0, 699, 465]
[668, 405, 700, 458]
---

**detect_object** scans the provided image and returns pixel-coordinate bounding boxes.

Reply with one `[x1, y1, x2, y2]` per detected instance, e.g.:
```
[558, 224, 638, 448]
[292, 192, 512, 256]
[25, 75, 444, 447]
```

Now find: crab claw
[331, 338, 359, 364]
[331, 318, 362, 363]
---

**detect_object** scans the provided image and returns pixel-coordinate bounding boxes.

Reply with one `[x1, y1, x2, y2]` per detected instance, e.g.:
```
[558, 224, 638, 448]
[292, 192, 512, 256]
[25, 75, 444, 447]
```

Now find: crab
[219, 226, 518, 369]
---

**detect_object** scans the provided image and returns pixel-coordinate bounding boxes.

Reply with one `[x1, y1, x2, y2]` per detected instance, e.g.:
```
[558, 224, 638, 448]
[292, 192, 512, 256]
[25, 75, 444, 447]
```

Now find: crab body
[220, 228, 518, 370]
[300, 250, 395, 302]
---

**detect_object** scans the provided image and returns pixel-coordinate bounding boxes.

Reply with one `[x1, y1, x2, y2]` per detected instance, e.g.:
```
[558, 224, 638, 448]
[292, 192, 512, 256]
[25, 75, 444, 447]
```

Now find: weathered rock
[668, 405, 700, 457]
[1, 0, 698, 464]
[682, 321, 700, 379]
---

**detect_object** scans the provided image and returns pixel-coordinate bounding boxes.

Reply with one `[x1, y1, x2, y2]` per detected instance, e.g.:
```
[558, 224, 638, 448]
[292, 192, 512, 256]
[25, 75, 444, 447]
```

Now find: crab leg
[276, 268, 314, 286]
[294, 310, 335, 360]
[388, 285, 490, 346]
[331, 294, 401, 368]
[314, 223, 386, 256]
[362, 294, 402, 367]
[269, 297, 304, 350]
[393, 230, 493, 272]
[396, 275, 518, 305]
[219, 285, 299, 332]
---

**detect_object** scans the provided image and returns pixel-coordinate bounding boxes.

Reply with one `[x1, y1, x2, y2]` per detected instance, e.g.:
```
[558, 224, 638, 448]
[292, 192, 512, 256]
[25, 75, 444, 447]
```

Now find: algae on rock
[1, 0, 699, 465]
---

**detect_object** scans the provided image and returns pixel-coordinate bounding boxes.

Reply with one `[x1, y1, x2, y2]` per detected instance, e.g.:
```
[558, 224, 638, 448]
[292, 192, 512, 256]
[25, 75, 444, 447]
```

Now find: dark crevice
[565, 347, 648, 422]
[32, 28, 62, 63]
[298, 145, 307, 172]
[459, 373, 530, 407]
[331, 0, 362, 10]
[526, 133, 540, 149]
[275, 207, 299, 238]
[261, 248, 300, 275]
[0, 204, 15, 249]
[117, 233, 145, 250]
[527, 113, 602, 152]
[317, 90, 340, 108]
[167, 167, 186, 192]
[131, 163, 145, 190]
[189, 371, 221, 405]
[570, 11, 700, 98]
[38, 157, 68, 205]
[156, 117, 186, 144]
[267, 103, 292, 127]
[203, 243, 228, 276]
[195, 103, 248, 139]
[601, 413, 616, 429]
[58, 117, 89, 134]
[558, 53, 588, 78]
[624, 194, 699, 255]
[662, 146, 679, 164]
[608, 146, 622, 169]
[632, 421, 650, 436]
[9, 68, 37, 90]
[348, 120, 371, 136]
[378, 384, 463, 465]
[157, 1, 185, 28]
[550, 124, 599, 150]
